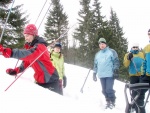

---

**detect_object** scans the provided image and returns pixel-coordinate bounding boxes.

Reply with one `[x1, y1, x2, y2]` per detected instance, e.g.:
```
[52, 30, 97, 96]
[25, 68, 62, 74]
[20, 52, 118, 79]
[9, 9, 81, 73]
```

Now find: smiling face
[24, 34, 34, 43]
[54, 46, 61, 53]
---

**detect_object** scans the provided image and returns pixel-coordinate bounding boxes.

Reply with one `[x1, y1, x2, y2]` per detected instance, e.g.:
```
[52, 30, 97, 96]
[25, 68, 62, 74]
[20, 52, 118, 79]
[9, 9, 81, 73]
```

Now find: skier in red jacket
[0, 24, 61, 94]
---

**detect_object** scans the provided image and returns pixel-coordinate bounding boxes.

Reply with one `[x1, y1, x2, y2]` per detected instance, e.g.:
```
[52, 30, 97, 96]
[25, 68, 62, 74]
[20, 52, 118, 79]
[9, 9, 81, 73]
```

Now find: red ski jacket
[11, 36, 59, 83]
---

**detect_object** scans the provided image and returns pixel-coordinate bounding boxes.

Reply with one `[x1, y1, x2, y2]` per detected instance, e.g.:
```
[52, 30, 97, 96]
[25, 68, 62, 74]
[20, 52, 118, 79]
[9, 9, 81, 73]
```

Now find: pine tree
[0, 1, 28, 48]
[72, 0, 93, 67]
[44, 0, 68, 44]
[109, 8, 128, 81]
[44, 0, 69, 61]
[72, 0, 109, 68]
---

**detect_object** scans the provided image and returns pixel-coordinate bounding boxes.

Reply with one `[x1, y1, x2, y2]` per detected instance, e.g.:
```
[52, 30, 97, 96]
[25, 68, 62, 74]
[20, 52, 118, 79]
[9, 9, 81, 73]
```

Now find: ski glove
[113, 69, 119, 79]
[63, 75, 67, 88]
[127, 53, 133, 61]
[0, 44, 12, 58]
[6, 68, 20, 75]
[93, 73, 97, 81]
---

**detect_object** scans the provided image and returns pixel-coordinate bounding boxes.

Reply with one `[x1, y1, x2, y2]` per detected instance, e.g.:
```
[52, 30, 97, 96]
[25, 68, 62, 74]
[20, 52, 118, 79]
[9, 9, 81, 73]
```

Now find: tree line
[0, 0, 128, 82]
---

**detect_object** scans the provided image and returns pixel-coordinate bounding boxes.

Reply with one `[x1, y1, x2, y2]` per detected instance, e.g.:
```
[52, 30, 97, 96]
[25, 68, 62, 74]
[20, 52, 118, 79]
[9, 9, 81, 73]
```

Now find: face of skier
[24, 34, 34, 43]
[132, 46, 139, 50]
[54, 46, 61, 53]
[99, 43, 106, 50]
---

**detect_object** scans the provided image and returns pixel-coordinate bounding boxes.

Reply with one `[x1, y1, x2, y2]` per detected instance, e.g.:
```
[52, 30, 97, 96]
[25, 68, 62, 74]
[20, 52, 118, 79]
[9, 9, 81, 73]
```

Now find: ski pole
[4, 48, 48, 91]
[131, 58, 139, 75]
[80, 68, 91, 93]
[34, 0, 48, 25]
[0, 0, 15, 43]
[37, 2, 52, 30]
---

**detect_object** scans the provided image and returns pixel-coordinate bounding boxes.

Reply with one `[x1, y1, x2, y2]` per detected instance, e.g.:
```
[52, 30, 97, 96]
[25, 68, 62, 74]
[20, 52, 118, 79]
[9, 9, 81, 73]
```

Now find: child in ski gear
[0, 24, 61, 94]
[93, 38, 120, 109]
[50, 42, 66, 95]
[123, 43, 145, 110]
[135, 29, 150, 113]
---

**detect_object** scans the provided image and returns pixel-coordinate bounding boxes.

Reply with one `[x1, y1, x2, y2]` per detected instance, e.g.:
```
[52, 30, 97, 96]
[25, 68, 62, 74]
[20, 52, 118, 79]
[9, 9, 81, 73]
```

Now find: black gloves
[93, 73, 97, 81]
[113, 69, 119, 79]
[63, 75, 67, 88]
[127, 53, 133, 61]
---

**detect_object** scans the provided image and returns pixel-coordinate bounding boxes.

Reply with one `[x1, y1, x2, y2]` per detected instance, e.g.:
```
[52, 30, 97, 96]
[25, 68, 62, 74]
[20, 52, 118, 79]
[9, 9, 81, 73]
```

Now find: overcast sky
[13, 0, 150, 50]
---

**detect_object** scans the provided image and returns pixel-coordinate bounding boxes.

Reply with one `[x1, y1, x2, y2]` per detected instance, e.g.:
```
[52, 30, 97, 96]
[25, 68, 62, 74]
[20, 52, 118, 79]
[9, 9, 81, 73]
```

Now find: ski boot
[105, 100, 115, 109]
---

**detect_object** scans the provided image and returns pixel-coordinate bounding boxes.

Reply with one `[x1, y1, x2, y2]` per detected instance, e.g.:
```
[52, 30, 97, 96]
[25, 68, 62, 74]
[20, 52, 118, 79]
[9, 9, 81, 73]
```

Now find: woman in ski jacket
[0, 24, 61, 94]
[50, 42, 66, 95]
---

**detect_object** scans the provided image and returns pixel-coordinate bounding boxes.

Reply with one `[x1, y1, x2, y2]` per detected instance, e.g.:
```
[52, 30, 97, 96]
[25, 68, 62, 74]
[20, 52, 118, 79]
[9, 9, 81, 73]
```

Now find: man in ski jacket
[93, 38, 120, 109]
[50, 42, 67, 95]
[123, 43, 145, 111]
[0, 24, 61, 94]
[135, 29, 150, 113]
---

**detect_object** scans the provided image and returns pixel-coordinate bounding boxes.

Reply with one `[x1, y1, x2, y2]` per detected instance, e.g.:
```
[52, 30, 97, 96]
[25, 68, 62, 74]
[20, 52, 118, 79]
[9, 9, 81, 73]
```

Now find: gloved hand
[0, 44, 12, 58]
[6, 68, 20, 75]
[113, 69, 119, 79]
[63, 75, 67, 88]
[127, 53, 133, 61]
[93, 73, 97, 81]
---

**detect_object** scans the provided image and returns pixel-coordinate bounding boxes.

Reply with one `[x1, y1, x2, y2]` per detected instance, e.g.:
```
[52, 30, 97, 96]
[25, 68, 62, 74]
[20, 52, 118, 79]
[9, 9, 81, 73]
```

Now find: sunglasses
[132, 46, 138, 48]
[148, 33, 150, 35]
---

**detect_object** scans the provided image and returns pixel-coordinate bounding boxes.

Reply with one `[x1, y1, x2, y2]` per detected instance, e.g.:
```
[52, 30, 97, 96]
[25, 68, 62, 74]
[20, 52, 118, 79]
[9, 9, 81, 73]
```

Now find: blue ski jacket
[93, 47, 120, 78]
[123, 50, 145, 76]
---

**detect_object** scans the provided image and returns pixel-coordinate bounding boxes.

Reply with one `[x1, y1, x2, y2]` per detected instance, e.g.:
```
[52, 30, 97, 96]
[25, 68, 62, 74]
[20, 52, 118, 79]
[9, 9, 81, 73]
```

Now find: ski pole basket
[124, 83, 150, 113]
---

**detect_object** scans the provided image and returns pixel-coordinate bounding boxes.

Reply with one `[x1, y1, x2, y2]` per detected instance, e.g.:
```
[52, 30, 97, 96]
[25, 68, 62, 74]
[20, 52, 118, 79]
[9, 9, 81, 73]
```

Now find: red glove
[6, 68, 20, 76]
[0, 44, 12, 58]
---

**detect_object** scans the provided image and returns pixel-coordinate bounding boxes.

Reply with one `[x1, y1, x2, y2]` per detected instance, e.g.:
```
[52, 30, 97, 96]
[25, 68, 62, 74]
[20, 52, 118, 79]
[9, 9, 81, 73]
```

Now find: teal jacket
[123, 50, 145, 76]
[142, 44, 150, 76]
[93, 47, 120, 78]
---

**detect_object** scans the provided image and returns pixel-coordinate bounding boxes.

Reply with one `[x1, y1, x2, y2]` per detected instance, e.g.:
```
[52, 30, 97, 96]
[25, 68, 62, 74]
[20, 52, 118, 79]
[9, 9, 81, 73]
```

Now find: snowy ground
[0, 56, 149, 113]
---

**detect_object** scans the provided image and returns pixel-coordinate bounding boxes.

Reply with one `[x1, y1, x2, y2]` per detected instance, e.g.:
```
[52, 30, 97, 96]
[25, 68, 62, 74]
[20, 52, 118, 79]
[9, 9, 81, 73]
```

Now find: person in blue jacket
[93, 38, 120, 109]
[135, 29, 150, 113]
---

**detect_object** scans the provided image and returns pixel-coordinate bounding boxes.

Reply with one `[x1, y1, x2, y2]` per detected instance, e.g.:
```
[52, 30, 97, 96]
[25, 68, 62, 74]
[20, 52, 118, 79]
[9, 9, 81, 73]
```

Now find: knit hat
[132, 43, 139, 47]
[98, 38, 106, 44]
[54, 42, 62, 48]
[23, 24, 38, 36]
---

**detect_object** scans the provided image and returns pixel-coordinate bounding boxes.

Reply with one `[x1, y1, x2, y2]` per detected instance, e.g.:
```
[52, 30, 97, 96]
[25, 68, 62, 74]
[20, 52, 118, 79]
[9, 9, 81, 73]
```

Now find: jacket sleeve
[112, 49, 120, 70]
[93, 54, 98, 74]
[17, 61, 30, 73]
[141, 50, 146, 75]
[62, 56, 65, 77]
[123, 53, 130, 67]
[11, 44, 47, 61]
